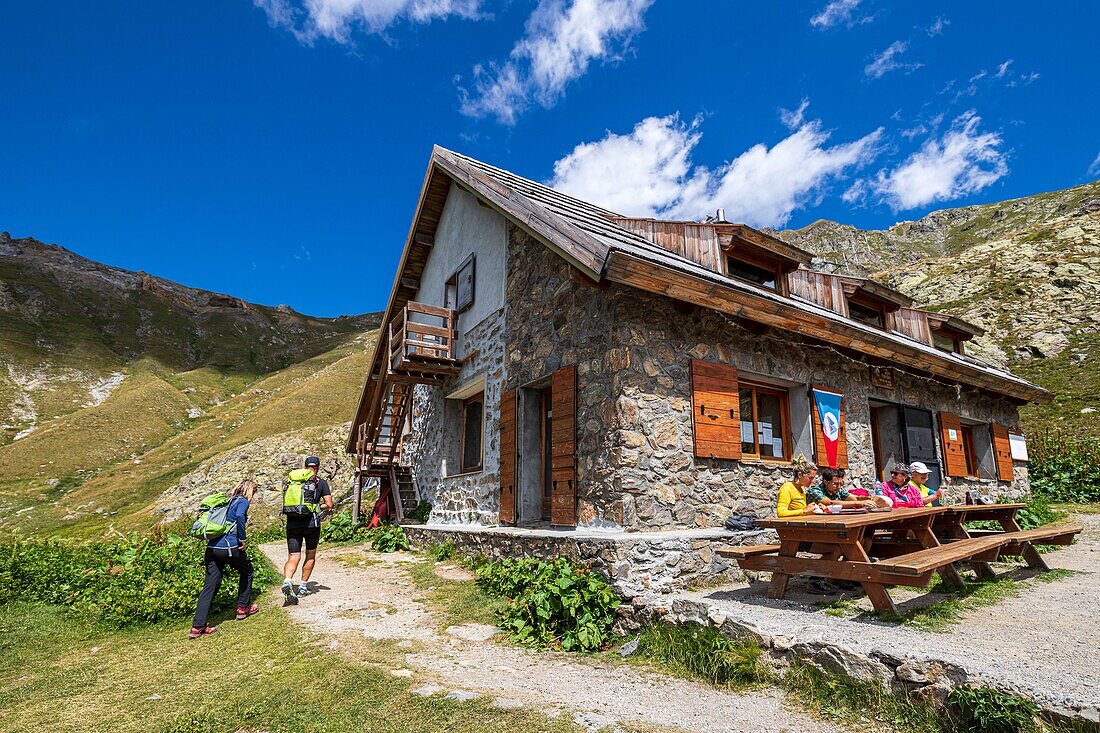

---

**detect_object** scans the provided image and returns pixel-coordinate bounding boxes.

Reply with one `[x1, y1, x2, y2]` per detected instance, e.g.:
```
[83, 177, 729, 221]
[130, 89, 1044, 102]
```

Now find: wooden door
[498, 389, 517, 524]
[550, 365, 577, 526]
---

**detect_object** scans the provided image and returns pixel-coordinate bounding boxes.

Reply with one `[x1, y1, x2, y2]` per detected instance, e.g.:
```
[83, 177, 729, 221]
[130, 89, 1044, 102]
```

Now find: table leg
[913, 525, 966, 590]
[843, 540, 899, 616]
[766, 540, 800, 600]
[944, 515, 996, 580]
[1001, 516, 1050, 571]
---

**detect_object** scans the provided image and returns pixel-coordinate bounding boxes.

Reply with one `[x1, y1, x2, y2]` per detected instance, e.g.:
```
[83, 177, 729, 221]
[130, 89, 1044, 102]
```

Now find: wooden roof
[347, 147, 1048, 452]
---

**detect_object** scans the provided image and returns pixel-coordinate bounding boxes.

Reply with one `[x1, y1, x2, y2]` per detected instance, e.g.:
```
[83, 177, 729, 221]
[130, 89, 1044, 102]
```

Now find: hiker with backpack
[281, 456, 333, 603]
[189, 480, 260, 639]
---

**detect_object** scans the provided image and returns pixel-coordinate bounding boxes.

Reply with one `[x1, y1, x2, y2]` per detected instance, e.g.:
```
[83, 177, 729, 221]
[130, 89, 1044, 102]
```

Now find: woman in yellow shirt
[776, 463, 820, 517]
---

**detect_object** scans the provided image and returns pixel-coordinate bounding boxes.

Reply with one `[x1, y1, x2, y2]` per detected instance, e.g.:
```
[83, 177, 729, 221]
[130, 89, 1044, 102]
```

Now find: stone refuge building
[345, 147, 1047, 591]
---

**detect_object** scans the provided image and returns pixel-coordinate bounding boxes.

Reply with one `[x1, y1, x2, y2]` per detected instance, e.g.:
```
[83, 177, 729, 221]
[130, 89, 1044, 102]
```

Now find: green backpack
[283, 468, 320, 516]
[190, 492, 234, 540]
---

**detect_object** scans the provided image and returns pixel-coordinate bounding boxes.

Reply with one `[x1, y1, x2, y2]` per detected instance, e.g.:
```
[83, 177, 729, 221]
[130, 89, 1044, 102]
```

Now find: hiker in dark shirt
[281, 456, 333, 603]
[190, 480, 259, 639]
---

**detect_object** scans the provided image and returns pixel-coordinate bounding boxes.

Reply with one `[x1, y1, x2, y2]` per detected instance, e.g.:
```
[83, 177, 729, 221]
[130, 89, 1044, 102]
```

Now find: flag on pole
[812, 387, 844, 468]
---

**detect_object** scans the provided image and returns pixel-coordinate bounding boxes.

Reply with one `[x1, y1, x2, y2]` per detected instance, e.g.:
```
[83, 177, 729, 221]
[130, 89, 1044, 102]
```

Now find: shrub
[948, 685, 1039, 733]
[367, 523, 409, 553]
[635, 623, 770, 688]
[0, 532, 278, 628]
[321, 511, 370, 543]
[476, 557, 619, 652]
[426, 540, 456, 562]
[1027, 431, 1100, 503]
[408, 500, 432, 522]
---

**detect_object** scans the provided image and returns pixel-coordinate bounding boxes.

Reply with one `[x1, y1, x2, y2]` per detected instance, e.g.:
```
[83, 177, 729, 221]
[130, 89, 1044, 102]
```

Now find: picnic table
[934, 503, 1078, 574]
[718, 505, 1083, 616]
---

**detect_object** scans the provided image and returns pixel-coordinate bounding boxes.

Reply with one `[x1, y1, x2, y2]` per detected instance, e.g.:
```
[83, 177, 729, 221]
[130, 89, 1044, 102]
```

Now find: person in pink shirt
[883, 463, 925, 508]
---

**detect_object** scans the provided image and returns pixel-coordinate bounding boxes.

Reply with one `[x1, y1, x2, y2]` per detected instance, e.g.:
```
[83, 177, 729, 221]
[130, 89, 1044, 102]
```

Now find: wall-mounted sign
[948, 428, 958, 442]
[1009, 433, 1028, 461]
[870, 366, 895, 390]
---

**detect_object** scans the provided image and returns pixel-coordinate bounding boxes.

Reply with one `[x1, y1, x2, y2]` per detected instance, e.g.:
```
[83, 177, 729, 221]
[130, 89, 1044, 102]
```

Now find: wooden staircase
[392, 466, 419, 519]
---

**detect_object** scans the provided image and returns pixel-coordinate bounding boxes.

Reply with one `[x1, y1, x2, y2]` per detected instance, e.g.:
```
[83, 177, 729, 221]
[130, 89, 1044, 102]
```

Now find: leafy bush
[635, 623, 769, 688]
[477, 557, 619, 652]
[408, 501, 432, 522]
[426, 540, 456, 562]
[1027, 431, 1100, 503]
[0, 530, 277, 628]
[948, 685, 1038, 733]
[321, 511, 371, 543]
[367, 523, 409, 553]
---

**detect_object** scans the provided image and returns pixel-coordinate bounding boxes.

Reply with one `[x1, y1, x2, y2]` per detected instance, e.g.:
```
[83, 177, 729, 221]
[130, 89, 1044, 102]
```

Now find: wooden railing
[387, 302, 459, 376]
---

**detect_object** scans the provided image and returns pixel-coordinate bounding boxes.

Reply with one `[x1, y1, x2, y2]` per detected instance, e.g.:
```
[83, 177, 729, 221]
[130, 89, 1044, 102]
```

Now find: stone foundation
[403, 524, 775, 599]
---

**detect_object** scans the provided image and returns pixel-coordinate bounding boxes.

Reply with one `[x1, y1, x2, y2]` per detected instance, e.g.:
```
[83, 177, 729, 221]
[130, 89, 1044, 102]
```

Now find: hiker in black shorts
[281, 456, 333, 603]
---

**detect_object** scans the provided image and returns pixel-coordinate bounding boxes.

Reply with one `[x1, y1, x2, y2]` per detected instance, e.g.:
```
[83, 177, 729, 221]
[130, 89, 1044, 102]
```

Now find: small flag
[812, 387, 844, 468]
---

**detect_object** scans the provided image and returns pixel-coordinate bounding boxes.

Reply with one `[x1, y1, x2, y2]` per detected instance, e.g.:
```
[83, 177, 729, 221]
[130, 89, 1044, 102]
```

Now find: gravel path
[260, 543, 845, 733]
[672, 513, 1100, 715]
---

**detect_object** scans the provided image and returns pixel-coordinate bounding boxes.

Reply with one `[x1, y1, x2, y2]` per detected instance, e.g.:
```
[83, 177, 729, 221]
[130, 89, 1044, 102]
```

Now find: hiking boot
[807, 579, 838, 595]
[281, 579, 298, 605]
[189, 626, 216, 639]
[236, 604, 259, 621]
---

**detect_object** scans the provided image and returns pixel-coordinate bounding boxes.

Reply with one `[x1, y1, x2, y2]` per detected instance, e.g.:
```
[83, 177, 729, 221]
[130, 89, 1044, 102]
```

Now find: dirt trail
[260, 543, 844, 733]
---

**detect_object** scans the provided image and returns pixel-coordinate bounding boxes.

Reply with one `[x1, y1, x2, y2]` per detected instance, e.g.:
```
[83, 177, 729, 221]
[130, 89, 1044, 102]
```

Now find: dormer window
[933, 332, 958, 353]
[848, 298, 886, 329]
[726, 256, 778, 290]
[927, 313, 978, 355]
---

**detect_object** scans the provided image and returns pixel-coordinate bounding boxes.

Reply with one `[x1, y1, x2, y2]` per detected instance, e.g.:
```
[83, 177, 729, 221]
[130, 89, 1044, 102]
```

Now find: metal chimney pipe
[715, 208, 727, 222]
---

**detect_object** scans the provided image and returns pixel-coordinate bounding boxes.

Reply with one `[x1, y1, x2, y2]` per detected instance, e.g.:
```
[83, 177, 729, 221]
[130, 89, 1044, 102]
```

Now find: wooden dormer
[720, 225, 811, 297]
[926, 312, 983, 355]
[835, 276, 913, 331]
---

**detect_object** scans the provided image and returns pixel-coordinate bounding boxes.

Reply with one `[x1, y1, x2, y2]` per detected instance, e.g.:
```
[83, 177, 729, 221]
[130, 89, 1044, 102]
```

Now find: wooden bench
[874, 535, 1014, 577]
[997, 524, 1082, 564]
[717, 544, 781, 559]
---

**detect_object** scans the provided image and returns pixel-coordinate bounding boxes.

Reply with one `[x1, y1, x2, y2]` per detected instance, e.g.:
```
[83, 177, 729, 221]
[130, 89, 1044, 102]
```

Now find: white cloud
[995, 59, 1013, 78]
[1088, 152, 1100, 177]
[548, 112, 883, 227]
[865, 41, 922, 79]
[926, 16, 949, 36]
[459, 0, 654, 124]
[254, 0, 482, 44]
[872, 111, 1008, 210]
[810, 0, 868, 29]
[779, 98, 810, 130]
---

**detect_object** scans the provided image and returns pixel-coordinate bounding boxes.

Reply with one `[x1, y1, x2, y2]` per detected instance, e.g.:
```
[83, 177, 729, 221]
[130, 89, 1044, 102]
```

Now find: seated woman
[808, 467, 876, 509]
[884, 463, 925, 508]
[776, 462, 820, 517]
[907, 461, 945, 506]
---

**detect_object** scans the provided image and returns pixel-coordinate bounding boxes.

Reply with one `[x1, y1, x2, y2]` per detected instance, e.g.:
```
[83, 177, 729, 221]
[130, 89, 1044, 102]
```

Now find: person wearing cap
[281, 455, 334, 602]
[884, 463, 924, 508]
[907, 462, 944, 506]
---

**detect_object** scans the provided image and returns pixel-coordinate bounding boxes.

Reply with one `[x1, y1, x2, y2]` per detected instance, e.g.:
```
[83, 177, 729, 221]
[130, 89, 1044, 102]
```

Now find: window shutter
[990, 423, 1015, 482]
[456, 255, 475, 312]
[811, 385, 848, 469]
[550, 365, 577, 526]
[498, 388, 517, 524]
[690, 359, 741, 460]
[938, 411, 968, 478]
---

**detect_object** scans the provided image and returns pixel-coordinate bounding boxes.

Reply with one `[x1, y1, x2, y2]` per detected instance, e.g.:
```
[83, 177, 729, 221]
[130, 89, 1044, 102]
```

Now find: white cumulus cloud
[872, 111, 1008, 210]
[1088, 152, 1100, 177]
[548, 112, 883, 228]
[254, 0, 482, 44]
[810, 0, 867, 29]
[865, 40, 922, 79]
[459, 0, 654, 124]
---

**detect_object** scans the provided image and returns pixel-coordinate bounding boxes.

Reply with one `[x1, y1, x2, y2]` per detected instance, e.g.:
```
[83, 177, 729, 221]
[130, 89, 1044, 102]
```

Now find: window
[726, 256, 778, 290]
[848, 299, 885, 329]
[932, 332, 955, 353]
[460, 392, 484, 472]
[961, 425, 978, 477]
[738, 383, 790, 460]
[448, 254, 475, 313]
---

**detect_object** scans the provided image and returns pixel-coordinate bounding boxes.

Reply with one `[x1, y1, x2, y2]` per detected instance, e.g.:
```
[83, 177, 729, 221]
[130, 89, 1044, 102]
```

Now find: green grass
[627, 624, 770, 690]
[405, 559, 502, 631]
[0, 601, 581, 733]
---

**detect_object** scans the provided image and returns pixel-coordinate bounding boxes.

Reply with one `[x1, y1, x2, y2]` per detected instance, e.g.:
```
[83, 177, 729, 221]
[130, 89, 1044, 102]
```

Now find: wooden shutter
[690, 360, 741, 460]
[811, 385, 848, 469]
[498, 388, 517, 524]
[990, 423, 1015, 482]
[456, 255, 475, 312]
[550, 365, 577, 526]
[938, 411, 968, 478]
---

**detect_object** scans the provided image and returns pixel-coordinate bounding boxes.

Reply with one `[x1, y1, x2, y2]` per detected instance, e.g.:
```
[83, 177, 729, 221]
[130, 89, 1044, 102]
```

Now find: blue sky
[3, 0, 1097, 317]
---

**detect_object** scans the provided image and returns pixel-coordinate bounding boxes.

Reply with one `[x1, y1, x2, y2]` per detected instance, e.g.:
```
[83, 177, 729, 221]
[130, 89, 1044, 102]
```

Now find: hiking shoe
[236, 604, 259, 621]
[281, 580, 298, 605]
[189, 626, 216, 639]
[807, 579, 839, 596]
[295, 583, 313, 598]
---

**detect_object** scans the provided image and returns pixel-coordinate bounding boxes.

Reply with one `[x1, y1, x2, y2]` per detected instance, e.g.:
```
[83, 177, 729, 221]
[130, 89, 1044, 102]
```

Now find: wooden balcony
[387, 302, 461, 382]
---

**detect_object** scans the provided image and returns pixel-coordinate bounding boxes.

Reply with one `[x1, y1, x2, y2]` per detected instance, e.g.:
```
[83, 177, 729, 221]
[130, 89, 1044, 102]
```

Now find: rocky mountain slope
[0, 233, 381, 536]
[780, 180, 1100, 436]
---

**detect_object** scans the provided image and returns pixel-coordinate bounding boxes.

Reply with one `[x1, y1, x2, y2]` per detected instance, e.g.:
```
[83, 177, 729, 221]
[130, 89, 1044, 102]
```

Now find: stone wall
[502, 224, 1028, 531]
[404, 310, 507, 524]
